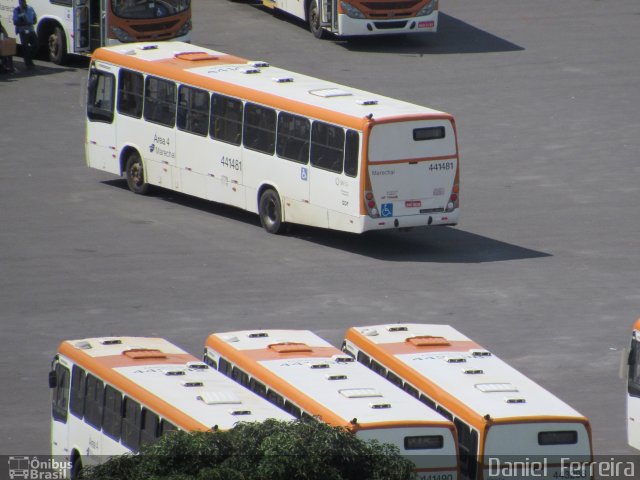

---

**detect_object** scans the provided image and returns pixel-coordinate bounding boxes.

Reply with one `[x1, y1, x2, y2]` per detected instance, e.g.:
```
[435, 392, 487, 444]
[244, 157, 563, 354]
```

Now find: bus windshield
[111, 0, 190, 19]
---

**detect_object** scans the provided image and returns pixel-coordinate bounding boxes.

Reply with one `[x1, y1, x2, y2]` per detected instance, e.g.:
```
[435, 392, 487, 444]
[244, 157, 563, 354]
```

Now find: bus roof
[345, 324, 587, 423]
[205, 329, 454, 429]
[92, 42, 453, 130]
[57, 337, 294, 431]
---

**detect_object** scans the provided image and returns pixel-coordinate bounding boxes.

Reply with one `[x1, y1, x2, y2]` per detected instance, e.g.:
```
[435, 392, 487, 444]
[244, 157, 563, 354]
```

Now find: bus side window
[266, 389, 285, 408]
[69, 365, 86, 419]
[386, 371, 403, 389]
[370, 359, 386, 377]
[140, 408, 160, 446]
[84, 374, 105, 430]
[402, 382, 419, 399]
[436, 405, 453, 421]
[211, 94, 243, 146]
[629, 338, 640, 397]
[203, 354, 217, 370]
[344, 130, 359, 178]
[117, 69, 144, 118]
[249, 378, 267, 398]
[144, 76, 176, 128]
[103, 385, 123, 441]
[87, 69, 115, 123]
[284, 400, 302, 419]
[356, 351, 371, 368]
[243, 103, 276, 154]
[218, 357, 232, 377]
[122, 397, 142, 451]
[419, 394, 436, 410]
[177, 85, 210, 137]
[51, 363, 70, 424]
[159, 419, 178, 436]
[276, 112, 310, 164]
[310, 121, 345, 174]
[231, 366, 250, 388]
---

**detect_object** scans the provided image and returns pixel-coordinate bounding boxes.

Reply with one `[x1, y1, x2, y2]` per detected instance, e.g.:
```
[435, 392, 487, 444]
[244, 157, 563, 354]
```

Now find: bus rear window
[413, 126, 445, 141]
[404, 435, 443, 450]
[538, 430, 578, 445]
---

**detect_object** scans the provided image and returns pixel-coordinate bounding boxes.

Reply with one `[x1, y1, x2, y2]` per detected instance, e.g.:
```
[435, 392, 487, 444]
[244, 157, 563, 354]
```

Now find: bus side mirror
[49, 370, 57, 389]
[620, 347, 630, 380]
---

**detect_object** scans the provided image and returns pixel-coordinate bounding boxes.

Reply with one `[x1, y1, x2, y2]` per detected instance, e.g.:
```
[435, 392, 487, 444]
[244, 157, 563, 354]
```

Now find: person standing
[12, 0, 38, 69]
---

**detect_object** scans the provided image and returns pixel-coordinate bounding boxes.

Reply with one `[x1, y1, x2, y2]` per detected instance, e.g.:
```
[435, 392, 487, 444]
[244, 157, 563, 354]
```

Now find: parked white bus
[626, 318, 640, 450]
[85, 41, 460, 234]
[49, 336, 293, 479]
[342, 324, 593, 480]
[0, 0, 190, 64]
[260, 0, 438, 39]
[203, 329, 460, 480]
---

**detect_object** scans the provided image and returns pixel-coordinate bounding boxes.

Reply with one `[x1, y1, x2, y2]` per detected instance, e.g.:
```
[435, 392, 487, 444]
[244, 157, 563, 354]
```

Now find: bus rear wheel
[125, 152, 150, 195]
[259, 189, 284, 234]
[308, 0, 327, 39]
[48, 25, 67, 65]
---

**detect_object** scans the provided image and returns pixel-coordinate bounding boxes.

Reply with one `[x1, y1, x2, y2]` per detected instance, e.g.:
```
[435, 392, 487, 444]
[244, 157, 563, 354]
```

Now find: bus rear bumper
[359, 209, 459, 232]
[336, 12, 438, 36]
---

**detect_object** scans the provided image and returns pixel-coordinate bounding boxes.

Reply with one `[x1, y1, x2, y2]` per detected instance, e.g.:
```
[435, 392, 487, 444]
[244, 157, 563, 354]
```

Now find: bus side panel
[176, 131, 210, 202]
[207, 140, 245, 209]
[145, 124, 177, 191]
[309, 166, 359, 230]
[86, 117, 119, 175]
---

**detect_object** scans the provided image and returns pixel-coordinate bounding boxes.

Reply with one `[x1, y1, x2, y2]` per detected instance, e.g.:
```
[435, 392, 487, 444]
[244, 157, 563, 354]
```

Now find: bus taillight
[446, 183, 459, 212]
[365, 191, 379, 217]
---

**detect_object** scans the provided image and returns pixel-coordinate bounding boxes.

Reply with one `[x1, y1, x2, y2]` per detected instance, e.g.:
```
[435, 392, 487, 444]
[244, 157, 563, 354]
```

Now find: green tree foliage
[81, 419, 415, 480]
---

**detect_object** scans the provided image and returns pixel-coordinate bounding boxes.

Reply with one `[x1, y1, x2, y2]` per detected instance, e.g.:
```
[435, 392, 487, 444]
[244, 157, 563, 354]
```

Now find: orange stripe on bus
[58, 342, 209, 432]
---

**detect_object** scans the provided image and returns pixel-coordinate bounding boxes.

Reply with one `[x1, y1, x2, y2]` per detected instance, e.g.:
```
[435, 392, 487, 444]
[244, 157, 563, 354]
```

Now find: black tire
[308, 0, 326, 39]
[259, 189, 284, 234]
[48, 25, 67, 65]
[125, 151, 150, 195]
[70, 455, 82, 480]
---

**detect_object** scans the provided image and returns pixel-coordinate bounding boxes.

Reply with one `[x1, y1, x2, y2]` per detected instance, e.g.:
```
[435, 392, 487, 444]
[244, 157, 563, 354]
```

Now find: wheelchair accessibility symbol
[301, 167, 308, 181]
[381, 203, 393, 217]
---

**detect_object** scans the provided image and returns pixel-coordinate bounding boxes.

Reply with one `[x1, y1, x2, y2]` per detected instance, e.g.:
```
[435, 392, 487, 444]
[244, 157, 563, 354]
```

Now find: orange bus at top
[342, 324, 593, 480]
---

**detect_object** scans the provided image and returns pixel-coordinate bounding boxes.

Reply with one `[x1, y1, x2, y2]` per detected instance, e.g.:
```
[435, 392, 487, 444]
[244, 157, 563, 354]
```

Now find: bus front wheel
[259, 189, 284, 234]
[48, 25, 67, 65]
[125, 152, 150, 195]
[308, 0, 327, 39]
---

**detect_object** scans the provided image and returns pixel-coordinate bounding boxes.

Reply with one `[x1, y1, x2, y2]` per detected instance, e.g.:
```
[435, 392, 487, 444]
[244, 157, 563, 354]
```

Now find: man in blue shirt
[13, 0, 38, 69]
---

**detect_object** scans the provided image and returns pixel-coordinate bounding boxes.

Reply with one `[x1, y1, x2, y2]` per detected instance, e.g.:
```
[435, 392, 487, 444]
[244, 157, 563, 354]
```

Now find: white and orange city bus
[342, 324, 593, 480]
[203, 329, 460, 480]
[259, 0, 438, 39]
[0, 0, 191, 64]
[49, 337, 294, 479]
[84, 41, 460, 234]
[626, 318, 640, 450]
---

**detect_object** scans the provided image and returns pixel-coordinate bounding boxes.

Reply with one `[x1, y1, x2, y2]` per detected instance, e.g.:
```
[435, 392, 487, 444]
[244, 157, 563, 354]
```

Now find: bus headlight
[110, 27, 135, 42]
[341, 1, 366, 19]
[417, 0, 436, 17]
